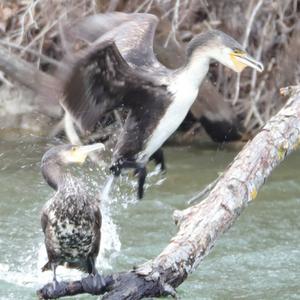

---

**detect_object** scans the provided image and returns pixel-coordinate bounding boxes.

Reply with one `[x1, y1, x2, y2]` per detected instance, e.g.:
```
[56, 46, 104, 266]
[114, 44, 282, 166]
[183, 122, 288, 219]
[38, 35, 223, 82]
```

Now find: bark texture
[37, 87, 300, 299]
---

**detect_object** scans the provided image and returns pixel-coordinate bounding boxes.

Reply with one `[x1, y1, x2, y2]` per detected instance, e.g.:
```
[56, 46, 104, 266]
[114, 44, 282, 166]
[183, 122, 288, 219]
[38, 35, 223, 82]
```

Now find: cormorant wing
[61, 39, 164, 132]
[91, 204, 101, 257]
[66, 12, 160, 67]
[41, 211, 48, 234]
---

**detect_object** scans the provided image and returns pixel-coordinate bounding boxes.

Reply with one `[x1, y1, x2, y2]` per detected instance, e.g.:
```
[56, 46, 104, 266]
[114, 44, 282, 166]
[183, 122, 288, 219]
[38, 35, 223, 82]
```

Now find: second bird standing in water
[40, 143, 105, 291]
[61, 12, 264, 198]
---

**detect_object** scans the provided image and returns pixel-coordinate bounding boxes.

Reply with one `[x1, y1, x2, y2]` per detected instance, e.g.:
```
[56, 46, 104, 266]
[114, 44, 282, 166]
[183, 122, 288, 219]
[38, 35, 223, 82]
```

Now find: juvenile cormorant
[60, 12, 264, 199]
[40, 143, 105, 290]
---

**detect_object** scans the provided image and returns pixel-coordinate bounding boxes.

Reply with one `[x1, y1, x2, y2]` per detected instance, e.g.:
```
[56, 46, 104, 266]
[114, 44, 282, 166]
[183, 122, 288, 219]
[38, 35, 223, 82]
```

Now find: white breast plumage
[137, 76, 199, 163]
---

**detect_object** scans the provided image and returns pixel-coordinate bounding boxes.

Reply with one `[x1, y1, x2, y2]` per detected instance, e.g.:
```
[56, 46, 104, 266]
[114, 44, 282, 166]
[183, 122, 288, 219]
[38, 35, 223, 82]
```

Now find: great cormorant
[40, 143, 105, 290]
[60, 12, 264, 198]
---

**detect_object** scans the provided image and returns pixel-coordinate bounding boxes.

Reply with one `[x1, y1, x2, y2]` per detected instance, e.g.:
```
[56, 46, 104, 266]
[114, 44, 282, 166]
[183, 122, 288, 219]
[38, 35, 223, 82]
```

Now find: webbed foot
[48, 279, 68, 297]
[82, 272, 106, 295]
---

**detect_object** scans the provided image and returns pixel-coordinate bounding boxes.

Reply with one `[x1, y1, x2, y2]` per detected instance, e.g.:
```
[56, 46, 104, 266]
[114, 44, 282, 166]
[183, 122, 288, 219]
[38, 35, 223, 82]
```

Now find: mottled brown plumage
[40, 144, 104, 288]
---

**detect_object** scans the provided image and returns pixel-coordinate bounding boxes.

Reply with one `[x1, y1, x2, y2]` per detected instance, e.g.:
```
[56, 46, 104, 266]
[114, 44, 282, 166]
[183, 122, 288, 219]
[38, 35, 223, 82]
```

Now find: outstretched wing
[91, 203, 101, 259]
[66, 12, 160, 68]
[61, 40, 164, 132]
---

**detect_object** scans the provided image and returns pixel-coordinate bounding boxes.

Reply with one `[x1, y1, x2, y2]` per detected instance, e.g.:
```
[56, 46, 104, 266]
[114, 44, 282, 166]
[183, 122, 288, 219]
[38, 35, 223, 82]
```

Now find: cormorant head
[42, 143, 105, 166]
[187, 30, 264, 73]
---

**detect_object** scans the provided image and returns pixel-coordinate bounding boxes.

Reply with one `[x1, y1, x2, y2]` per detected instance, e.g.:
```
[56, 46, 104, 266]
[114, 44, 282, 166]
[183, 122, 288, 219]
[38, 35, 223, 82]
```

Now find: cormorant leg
[121, 161, 147, 199]
[82, 258, 106, 294]
[51, 263, 60, 291]
[109, 161, 123, 177]
[110, 160, 147, 199]
[49, 262, 67, 294]
[137, 166, 147, 199]
[123, 161, 147, 199]
[150, 148, 166, 173]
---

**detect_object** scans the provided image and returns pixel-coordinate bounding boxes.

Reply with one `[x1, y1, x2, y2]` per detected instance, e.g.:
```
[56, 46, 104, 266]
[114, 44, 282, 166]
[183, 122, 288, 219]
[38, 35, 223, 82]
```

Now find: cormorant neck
[41, 161, 64, 191]
[177, 49, 211, 90]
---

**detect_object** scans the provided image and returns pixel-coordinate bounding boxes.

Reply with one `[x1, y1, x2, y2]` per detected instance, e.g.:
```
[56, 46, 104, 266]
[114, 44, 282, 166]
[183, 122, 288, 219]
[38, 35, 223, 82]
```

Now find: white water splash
[98, 188, 121, 270]
[0, 177, 122, 290]
[0, 245, 58, 289]
[101, 175, 115, 202]
[0, 164, 165, 291]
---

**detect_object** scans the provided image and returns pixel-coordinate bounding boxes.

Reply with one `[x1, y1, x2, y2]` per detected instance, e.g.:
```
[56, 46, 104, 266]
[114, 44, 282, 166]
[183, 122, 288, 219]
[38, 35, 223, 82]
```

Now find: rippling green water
[0, 134, 299, 299]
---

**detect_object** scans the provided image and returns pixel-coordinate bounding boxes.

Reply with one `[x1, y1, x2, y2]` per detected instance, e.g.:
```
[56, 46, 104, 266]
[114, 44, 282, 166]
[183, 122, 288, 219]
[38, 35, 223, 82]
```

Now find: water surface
[0, 135, 299, 299]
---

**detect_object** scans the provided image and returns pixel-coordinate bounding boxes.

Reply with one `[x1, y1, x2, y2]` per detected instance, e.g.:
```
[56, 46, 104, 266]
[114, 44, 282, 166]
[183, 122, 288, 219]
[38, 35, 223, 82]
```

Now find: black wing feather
[65, 12, 159, 67]
[91, 205, 101, 259]
[62, 41, 128, 131]
[41, 211, 48, 234]
[62, 40, 162, 132]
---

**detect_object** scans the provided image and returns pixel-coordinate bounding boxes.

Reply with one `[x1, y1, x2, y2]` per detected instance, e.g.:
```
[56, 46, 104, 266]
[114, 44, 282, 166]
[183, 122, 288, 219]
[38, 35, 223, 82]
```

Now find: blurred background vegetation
[0, 2, 300, 299]
[0, 0, 299, 143]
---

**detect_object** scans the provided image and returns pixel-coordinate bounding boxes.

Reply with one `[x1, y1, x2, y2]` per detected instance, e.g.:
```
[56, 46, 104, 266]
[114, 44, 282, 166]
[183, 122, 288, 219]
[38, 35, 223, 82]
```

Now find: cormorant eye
[233, 48, 244, 54]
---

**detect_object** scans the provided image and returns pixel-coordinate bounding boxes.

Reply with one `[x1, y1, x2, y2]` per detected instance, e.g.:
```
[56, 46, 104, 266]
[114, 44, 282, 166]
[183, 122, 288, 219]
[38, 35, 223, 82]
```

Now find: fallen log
[37, 86, 300, 299]
[0, 46, 61, 99]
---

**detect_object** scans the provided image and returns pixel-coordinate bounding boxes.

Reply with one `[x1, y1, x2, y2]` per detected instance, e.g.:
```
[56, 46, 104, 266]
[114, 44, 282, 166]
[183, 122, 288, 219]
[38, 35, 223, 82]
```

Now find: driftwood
[0, 46, 60, 100]
[0, 46, 62, 118]
[37, 86, 300, 299]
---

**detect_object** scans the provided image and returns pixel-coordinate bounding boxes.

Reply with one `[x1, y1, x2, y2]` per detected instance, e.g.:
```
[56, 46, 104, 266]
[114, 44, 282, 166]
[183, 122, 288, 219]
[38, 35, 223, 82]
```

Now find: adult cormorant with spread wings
[60, 12, 263, 198]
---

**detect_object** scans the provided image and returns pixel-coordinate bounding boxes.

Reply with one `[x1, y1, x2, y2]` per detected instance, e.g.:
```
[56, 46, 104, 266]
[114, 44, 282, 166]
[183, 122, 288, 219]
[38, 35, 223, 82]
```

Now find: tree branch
[0, 46, 60, 105]
[37, 87, 300, 299]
